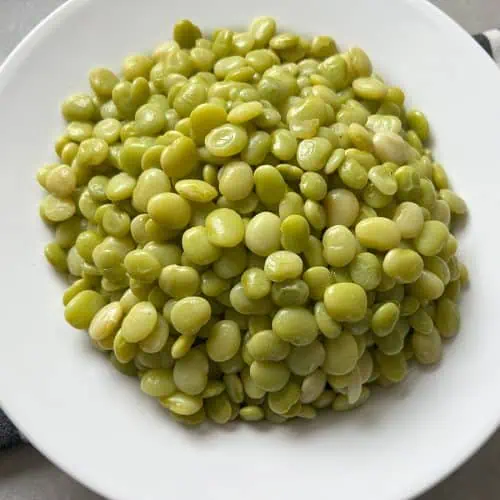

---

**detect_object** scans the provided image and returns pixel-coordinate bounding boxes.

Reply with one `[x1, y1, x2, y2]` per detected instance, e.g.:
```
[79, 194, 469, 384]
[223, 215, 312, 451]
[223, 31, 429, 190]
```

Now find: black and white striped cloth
[0, 409, 23, 449]
[474, 29, 500, 64]
[0, 28, 499, 452]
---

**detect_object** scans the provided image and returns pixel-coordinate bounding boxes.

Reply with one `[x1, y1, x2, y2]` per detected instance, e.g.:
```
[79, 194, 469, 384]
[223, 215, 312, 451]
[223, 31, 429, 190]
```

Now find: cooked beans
[40, 15, 468, 426]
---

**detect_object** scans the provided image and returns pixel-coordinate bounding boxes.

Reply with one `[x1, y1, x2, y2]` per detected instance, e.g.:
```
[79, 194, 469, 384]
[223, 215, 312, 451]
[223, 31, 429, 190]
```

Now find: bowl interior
[1, 1, 500, 499]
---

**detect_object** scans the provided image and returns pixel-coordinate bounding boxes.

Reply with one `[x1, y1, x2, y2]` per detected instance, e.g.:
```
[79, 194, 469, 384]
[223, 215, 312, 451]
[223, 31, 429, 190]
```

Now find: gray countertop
[1, 0, 499, 498]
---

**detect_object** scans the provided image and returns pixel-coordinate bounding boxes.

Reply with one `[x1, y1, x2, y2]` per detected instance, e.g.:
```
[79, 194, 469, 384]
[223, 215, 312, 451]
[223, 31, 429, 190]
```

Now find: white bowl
[1, 0, 499, 498]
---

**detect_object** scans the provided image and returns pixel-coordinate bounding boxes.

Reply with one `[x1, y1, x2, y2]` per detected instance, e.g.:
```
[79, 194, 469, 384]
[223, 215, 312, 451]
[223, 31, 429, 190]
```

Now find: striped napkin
[473, 29, 500, 63]
[1, 28, 499, 451]
[0, 409, 22, 449]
